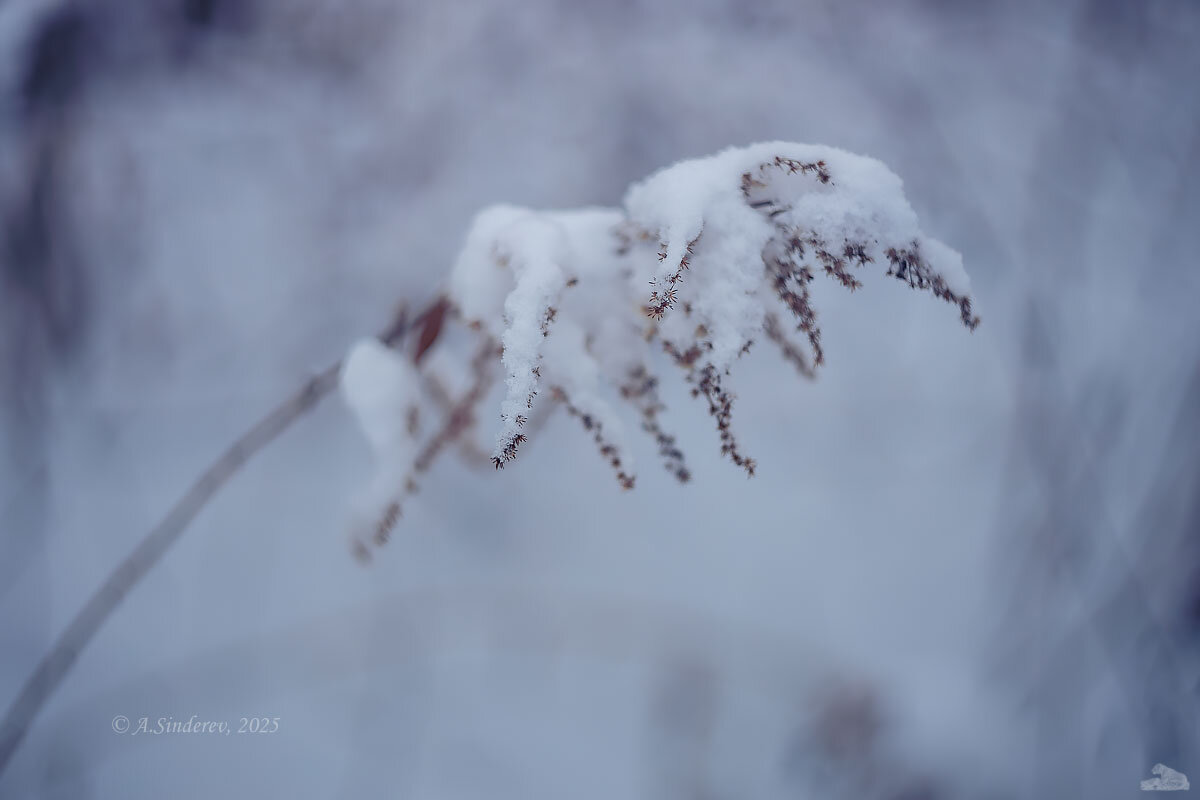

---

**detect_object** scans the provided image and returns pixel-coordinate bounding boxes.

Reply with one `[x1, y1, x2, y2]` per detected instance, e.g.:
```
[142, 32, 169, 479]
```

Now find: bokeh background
[1, 0, 1198, 797]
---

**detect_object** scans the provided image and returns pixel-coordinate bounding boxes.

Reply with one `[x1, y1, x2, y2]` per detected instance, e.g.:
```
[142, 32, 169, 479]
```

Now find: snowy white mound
[344, 142, 978, 553]
[448, 142, 977, 472]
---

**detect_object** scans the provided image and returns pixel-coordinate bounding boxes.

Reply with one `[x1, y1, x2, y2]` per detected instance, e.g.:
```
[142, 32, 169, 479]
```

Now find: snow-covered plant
[341, 142, 978, 557]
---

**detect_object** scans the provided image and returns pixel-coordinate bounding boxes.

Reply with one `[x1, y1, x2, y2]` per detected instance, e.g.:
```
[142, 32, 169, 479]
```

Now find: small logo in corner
[1142, 763, 1190, 792]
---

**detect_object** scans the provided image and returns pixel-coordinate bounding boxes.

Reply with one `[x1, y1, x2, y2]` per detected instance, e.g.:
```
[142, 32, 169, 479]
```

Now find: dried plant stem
[0, 305, 417, 776]
[619, 365, 691, 483]
[364, 339, 497, 554]
[662, 340, 756, 477]
[763, 312, 816, 381]
[553, 386, 636, 490]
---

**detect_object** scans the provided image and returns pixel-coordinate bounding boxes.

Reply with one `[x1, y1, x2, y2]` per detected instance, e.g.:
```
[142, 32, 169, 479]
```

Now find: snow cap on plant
[349, 142, 979, 552]
[447, 142, 976, 470]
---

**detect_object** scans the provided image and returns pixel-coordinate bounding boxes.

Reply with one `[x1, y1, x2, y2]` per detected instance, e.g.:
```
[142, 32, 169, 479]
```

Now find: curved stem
[0, 304, 418, 775]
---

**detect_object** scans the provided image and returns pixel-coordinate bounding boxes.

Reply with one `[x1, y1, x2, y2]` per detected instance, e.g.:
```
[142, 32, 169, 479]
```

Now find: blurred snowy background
[1, 0, 1198, 797]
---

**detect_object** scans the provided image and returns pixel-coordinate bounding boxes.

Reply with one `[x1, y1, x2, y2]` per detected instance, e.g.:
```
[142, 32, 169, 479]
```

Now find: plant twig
[0, 304, 419, 776]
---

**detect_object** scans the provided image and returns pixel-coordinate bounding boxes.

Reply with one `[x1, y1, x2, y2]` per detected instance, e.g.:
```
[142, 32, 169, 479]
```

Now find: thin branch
[763, 312, 816, 381]
[618, 365, 691, 483]
[0, 303, 419, 776]
[362, 338, 497, 555]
